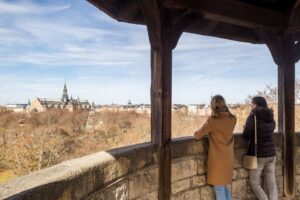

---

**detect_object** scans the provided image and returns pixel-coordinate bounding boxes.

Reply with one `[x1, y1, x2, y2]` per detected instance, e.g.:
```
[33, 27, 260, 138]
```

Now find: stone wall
[0, 133, 297, 200]
[0, 143, 159, 200]
[171, 134, 283, 200]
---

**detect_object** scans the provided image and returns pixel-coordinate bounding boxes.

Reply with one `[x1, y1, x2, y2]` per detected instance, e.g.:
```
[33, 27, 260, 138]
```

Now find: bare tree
[245, 84, 278, 104]
[246, 79, 300, 104]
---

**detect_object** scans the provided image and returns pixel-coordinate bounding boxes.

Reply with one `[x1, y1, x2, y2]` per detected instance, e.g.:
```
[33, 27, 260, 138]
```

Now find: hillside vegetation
[0, 102, 298, 183]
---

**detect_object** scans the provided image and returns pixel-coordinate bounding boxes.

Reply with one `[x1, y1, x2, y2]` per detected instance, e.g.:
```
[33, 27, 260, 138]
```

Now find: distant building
[135, 104, 151, 114]
[172, 104, 188, 113]
[5, 104, 27, 113]
[187, 104, 210, 116]
[28, 83, 93, 112]
[95, 102, 152, 115]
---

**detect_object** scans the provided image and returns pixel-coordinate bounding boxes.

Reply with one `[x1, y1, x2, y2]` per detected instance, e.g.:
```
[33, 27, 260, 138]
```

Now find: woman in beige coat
[194, 95, 236, 200]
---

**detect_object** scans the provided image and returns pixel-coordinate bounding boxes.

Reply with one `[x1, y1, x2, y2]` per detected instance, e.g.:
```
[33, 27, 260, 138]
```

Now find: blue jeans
[214, 186, 232, 200]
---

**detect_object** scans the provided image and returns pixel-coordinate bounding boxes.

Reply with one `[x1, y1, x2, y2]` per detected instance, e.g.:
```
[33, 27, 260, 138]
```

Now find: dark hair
[252, 96, 268, 108]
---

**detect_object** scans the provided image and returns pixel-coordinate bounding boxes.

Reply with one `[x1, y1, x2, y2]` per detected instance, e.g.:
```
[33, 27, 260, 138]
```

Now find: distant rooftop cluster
[3, 83, 94, 113]
[2, 83, 244, 114]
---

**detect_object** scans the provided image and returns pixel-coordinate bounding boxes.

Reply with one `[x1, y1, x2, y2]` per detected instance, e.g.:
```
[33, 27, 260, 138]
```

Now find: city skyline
[0, 0, 300, 105]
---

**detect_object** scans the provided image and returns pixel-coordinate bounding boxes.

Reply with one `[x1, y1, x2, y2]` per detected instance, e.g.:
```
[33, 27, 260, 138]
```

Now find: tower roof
[62, 82, 69, 102]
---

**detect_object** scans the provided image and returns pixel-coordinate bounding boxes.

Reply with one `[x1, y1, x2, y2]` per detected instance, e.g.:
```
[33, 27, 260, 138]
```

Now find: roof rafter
[288, 0, 300, 31]
[87, 0, 270, 43]
[165, 0, 284, 32]
[118, 0, 141, 23]
[87, 0, 118, 21]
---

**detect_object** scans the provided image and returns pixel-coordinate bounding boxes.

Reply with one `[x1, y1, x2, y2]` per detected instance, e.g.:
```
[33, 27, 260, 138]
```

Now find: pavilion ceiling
[88, 0, 300, 44]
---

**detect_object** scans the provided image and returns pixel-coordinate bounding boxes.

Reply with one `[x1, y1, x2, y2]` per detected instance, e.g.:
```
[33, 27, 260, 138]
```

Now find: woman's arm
[243, 114, 254, 140]
[194, 117, 212, 139]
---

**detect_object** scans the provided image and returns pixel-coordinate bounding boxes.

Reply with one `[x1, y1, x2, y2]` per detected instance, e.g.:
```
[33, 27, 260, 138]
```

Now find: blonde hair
[210, 95, 234, 118]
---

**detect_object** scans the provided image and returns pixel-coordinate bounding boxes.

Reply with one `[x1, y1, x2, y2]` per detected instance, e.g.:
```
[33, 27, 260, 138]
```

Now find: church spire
[62, 82, 69, 103]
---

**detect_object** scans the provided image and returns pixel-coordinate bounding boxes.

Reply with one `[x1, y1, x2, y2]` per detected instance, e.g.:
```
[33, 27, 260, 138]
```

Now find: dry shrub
[0, 109, 89, 178]
[0, 103, 295, 183]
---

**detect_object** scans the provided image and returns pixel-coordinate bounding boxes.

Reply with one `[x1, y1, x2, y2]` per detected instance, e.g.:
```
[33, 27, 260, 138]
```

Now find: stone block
[276, 151, 282, 165]
[86, 179, 128, 200]
[128, 167, 158, 199]
[95, 156, 132, 186]
[172, 138, 206, 159]
[172, 188, 201, 200]
[197, 160, 207, 175]
[135, 190, 158, 200]
[296, 164, 300, 175]
[171, 159, 198, 182]
[276, 175, 283, 197]
[237, 168, 248, 179]
[233, 170, 238, 180]
[234, 150, 246, 168]
[73, 171, 96, 199]
[191, 175, 206, 187]
[296, 175, 300, 195]
[296, 148, 300, 163]
[73, 176, 86, 199]
[172, 178, 191, 194]
[192, 140, 206, 155]
[58, 188, 71, 200]
[200, 186, 215, 200]
[232, 179, 247, 200]
[275, 165, 282, 176]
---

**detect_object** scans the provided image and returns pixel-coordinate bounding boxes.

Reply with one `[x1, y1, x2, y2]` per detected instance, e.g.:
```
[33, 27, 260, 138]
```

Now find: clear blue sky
[0, 0, 299, 105]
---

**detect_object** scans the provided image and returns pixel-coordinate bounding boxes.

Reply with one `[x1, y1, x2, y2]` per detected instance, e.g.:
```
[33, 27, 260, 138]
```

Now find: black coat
[242, 107, 276, 157]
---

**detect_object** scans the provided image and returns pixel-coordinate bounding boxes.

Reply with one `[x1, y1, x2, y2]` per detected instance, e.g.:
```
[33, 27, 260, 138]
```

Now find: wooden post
[261, 32, 296, 197]
[278, 67, 283, 133]
[139, 1, 194, 199]
[151, 44, 172, 200]
[279, 34, 296, 197]
[139, 1, 173, 199]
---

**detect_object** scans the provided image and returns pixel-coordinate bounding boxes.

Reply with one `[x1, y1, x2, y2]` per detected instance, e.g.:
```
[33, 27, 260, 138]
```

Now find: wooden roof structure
[88, 0, 300, 44]
[88, 0, 300, 199]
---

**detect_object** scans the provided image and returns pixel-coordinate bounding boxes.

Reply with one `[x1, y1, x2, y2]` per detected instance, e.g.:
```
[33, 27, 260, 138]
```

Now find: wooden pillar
[279, 34, 296, 197]
[139, 1, 194, 199]
[151, 44, 172, 200]
[261, 32, 296, 197]
[278, 66, 284, 133]
[139, 1, 173, 199]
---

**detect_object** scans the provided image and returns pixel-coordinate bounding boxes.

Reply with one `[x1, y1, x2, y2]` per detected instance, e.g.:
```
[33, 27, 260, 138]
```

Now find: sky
[0, 0, 299, 105]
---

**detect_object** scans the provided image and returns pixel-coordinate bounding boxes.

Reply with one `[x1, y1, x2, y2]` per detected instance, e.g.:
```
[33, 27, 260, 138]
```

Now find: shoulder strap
[254, 115, 257, 156]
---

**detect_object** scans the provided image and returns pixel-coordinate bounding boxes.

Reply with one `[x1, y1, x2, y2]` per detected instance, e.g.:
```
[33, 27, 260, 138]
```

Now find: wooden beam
[118, 0, 140, 23]
[294, 41, 300, 62]
[139, 0, 163, 48]
[88, 0, 267, 43]
[165, 0, 284, 32]
[254, 29, 282, 65]
[171, 10, 199, 48]
[87, 0, 119, 21]
[196, 22, 261, 44]
[288, 0, 300, 31]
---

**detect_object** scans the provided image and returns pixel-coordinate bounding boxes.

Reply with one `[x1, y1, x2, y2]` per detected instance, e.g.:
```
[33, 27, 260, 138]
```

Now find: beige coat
[194, 112, 237, 185]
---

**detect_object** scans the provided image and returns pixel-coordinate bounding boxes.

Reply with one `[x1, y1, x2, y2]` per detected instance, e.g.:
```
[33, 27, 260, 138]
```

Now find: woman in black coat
[243, 96, 278, 200]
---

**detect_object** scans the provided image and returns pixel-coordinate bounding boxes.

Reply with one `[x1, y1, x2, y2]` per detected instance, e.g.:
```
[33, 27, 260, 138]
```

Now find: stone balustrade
[1, 133, 298, 200]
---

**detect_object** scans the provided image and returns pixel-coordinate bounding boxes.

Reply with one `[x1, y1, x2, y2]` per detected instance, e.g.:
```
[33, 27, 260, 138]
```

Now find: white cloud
[0, 0, 287, 105]
[0, 1, 71, 14]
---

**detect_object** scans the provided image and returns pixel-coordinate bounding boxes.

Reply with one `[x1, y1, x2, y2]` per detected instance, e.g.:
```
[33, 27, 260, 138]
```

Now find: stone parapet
[1, 133, 297, 200]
